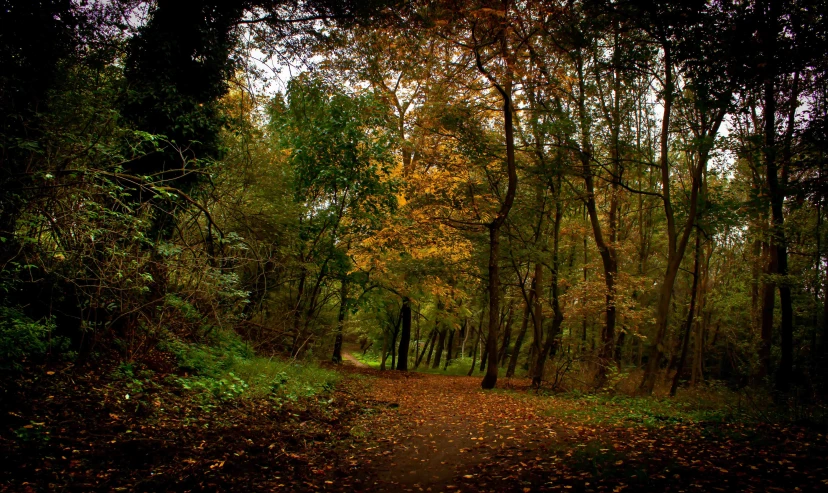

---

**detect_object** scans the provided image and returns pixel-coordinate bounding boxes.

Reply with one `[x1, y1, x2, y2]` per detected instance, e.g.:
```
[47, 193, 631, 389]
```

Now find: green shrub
[0, 306, 67, 370]
[161, 329, 339, 405]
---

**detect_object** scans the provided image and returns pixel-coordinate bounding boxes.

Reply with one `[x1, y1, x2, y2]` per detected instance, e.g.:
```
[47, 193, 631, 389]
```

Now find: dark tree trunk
[475, 33, 518, 390]
[498, 304, 515, 366]
[397, 297, 412, 371]
[380, 331, 388, 371]
[444, 329, 456, 370]
[577, 52, 618, 388]
[614, 330, 626, 368]
[331, 280, 348, 364]
[507, 299, 532, 378]
[390, 326, 398, 369]
[432, 328, 447, 369]
[468, 325, 481, 376]
[416, 328, 437, 369]
[531, 191, 564, 388]
[480, 338, 489, 373]
[670, 231, 702, 396]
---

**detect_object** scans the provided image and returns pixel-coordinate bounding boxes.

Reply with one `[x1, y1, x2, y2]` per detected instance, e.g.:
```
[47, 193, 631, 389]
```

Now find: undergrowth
[542, 386, 746, 428]
[148, 329, 340, 406]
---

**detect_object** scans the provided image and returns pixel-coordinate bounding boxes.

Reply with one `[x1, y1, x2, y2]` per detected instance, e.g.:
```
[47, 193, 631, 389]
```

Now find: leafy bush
[161, 329, 339, 405]
[0, 306, 67, 370]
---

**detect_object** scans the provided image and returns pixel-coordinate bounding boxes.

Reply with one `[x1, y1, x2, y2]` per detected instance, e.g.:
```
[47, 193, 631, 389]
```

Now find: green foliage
[416, 356, 478, 377]
[161, 329, 339, 405]
[544, 388, 743, 428]
[0, 306, 66, 370]
[271, 74, 398, 228]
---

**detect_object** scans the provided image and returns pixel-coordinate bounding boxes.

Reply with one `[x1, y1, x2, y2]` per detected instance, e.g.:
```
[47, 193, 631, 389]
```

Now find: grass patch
[415, 356, 479, 376]
[351, 350, 382, 369]
[159, 330, 339, 405]
[543, 388, 744, 428]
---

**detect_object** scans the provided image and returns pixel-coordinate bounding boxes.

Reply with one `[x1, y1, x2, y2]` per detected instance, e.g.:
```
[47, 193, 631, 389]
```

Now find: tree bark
[444, 328, 456, 370]
[531, 192, 564, 387]
[578, 49, 619, 387]
[397, 297, 412, 371]
[640, 45, 725, 394]
[416, 328, 437, 369]
[474, 25, 518, 390]
[498, 303, 515, 366]
[506, 298, 532, 378]
[432, 328, 447, 369]
[670, 231, 701, 396]
[468, 324, 481, 376]
[380, 330, 388, 371]
[331, 279, 348, 363]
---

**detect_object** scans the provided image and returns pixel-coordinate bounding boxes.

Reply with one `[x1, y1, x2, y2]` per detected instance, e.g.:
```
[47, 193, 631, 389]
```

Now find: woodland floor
[2, 351, 828, 492]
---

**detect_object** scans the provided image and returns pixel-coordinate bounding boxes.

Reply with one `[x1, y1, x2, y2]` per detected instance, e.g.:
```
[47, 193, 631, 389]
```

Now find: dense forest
[2, 0, 828, 491]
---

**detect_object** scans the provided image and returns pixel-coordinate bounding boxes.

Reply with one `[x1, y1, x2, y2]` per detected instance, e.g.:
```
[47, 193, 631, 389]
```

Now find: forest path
[342, 371, 563, 492]
[333, 369, 828, 493]
[340, 348, 367, 368]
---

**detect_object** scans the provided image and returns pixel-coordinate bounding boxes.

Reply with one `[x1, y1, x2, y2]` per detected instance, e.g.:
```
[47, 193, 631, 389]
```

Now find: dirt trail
[341, 349, 367, 368]
[342, 371, 562, 492]
[332, 371, 828, 493]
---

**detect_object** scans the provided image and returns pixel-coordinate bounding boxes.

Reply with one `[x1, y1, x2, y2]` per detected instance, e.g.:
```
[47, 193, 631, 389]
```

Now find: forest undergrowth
[3, 341, 827, 492]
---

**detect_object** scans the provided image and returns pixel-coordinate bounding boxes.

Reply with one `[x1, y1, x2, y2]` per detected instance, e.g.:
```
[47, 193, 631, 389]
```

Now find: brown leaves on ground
[339, 368, 828, 492]
[0, 360, 361, 492]
[2, 363, 827, 492]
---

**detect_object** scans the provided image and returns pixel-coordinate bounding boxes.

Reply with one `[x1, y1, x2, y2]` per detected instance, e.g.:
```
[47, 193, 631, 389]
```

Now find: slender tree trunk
[615, 330, 626, 368]
[331, 279, 348, 363]
[760, 239, 774, 378]
[507, 298, 532, 378]
[577, 51, 618, 387]
[433, 328, 447, 369]
[670, 231, 702, 396]
[426, 323, 439, 366]
[444, 329, 456, 370]
[498, 303, 515, 366]
[692, 243, 713, 386]
[390, 329, 397, 369]
[480, 338, 489, 373]
[640, 48, 724, 394]
[532, 194, 564, 387]
[461, 318, 470, 358]
[475, 31, 518, 390]
[468, 325, 481, 376]
[380, 331, 388, 371]
[291, 270, 307, 355]
[416, 328, 437, 369]
[397, 297, 412, 371]
[414, 308, 421, 363]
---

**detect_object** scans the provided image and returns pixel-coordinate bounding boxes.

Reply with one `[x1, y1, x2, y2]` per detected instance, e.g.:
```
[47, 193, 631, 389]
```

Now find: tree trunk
[468, 325, 480, 376]
[670, 231, 701, 396]
[380, 330, 388, 371]
[531, 193, 564, 388]
[615, 330, 626, 368]
[507, 299, 532, 378]
[390, 324, 398, 369]
[577, 51, 619, 387]
[416, 328, 437, 369]
[640, 44, 724, 394]
[432, 328, 447, 369]
[498, 303, 515, 366]
[444, 329, 456, 370]
[397, 297, 412, 371]
[331, 279, 348, 364]
[480, 337, 489, 373]
[762, 21, 793, 391]
[475, 32, 518, 390]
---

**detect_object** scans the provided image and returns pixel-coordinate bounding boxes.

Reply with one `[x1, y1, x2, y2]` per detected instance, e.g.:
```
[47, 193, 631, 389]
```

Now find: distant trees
[1, 0, 827, 398]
